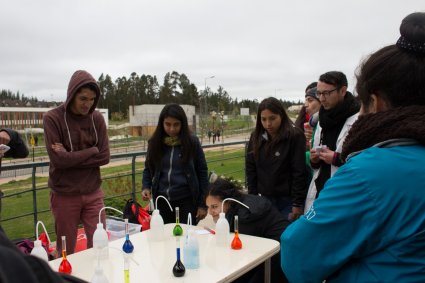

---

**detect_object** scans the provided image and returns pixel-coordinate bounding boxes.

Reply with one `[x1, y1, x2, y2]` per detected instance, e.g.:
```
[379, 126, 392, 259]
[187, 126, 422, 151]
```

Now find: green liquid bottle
[173, 207, 183, 236]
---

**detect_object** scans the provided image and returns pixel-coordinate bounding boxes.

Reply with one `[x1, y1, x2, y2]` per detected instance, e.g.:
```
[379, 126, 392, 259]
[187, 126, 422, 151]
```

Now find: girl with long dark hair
[141, 104, 208, 224]
[246, 97, 308, 221]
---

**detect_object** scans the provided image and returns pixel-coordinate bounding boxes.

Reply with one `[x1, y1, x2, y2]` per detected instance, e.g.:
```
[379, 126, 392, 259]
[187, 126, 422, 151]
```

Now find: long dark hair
[207, 177, 243, 202]
[251, 97, 294, 159]
[147, 103, 194, 171]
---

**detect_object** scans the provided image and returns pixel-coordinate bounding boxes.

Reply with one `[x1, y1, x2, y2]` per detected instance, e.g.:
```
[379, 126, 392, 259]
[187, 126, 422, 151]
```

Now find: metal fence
[0, 141, 247, 240]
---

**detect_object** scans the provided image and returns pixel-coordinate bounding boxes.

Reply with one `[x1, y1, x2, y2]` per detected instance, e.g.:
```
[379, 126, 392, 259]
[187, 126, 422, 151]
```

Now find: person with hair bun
[206, 176, 289, 283]
[281, 12, 425, 282]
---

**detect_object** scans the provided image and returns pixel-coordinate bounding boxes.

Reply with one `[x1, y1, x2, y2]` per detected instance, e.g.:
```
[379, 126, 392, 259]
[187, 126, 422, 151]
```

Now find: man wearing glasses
[304, 71, 360, 212]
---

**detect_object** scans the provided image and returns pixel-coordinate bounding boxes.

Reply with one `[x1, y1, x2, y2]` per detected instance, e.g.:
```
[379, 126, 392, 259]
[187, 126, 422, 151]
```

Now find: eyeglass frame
[316, 88, 339, 97]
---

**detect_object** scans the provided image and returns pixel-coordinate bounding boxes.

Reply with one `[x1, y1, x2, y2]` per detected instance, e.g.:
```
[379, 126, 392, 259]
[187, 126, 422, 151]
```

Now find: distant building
[0, 106, 109, 129]
[128, 104, 196, 137]
[0, 99, 59, 108]
[287, 104, 304, 112]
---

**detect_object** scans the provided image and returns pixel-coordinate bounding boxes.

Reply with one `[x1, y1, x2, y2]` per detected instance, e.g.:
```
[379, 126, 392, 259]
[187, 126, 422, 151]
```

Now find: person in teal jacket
[281, 12, 425, 283]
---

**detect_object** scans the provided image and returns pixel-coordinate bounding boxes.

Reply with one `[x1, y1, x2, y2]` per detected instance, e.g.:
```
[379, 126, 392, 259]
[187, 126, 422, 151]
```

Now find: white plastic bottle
[31, 239, 48, 262]
[93, 223, 109, 259]
[215, 212, 230, 246]
[90, 265, 109, 283]
[183, 229, 200, 269]
[149, 209, 164, 241]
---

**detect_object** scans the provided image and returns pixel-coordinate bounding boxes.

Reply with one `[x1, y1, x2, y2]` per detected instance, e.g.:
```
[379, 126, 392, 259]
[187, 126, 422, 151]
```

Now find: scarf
[315, 92, 360, 193]
[341, 105, 425, 161]
[163, 136, 181, 146]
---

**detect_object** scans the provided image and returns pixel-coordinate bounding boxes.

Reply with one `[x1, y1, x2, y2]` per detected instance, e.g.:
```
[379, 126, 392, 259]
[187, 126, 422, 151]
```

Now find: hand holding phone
[0, 144, 11, 157]
[314, 145, 322, 154]
[315, 145, 328, 154]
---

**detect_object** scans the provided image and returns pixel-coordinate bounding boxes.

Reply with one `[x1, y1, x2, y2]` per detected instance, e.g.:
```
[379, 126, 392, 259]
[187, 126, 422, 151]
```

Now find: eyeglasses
[316, 88, 338, 97]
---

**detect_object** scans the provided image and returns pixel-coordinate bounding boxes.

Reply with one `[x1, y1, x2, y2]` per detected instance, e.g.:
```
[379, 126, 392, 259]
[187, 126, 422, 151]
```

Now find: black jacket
[226, 194, 289, 241]
[142, 135, 208, 207]
[246, 129, 308, 207]
[226, 194, 289, 283]
[1, 128, 29, 159]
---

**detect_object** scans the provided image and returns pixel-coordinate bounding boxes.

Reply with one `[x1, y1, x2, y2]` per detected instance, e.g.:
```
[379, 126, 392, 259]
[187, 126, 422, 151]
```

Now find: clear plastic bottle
[93, 223, 109, 259]
[150, 209, 164, 241]
[30, 239, 48, 262]
[90, 266, 109, 283]
[183, 229, 200, 269]
[215, 212, 230, 246]
[149, 195, 173, 241]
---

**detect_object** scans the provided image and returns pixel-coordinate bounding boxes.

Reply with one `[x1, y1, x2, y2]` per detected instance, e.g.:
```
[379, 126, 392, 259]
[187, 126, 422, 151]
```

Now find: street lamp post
[210, 110, 217, 144]
[204, 76, 215, 117]
[219, 111, 225, 166]
[200, 76, 215, 144]
[274, 88, 282, 96]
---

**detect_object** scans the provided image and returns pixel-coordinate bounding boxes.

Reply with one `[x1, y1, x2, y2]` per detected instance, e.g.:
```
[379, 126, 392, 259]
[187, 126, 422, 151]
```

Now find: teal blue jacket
[281, 143, 425, 282]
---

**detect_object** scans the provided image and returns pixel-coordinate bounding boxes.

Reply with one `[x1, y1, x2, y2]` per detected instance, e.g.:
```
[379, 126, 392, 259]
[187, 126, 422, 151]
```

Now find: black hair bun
[397, 12, 425, 54]
[400, 12, 425, 43]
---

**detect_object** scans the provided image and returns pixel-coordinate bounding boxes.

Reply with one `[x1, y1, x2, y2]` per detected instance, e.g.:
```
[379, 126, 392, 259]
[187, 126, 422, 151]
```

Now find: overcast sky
[1, 0, 423, 103]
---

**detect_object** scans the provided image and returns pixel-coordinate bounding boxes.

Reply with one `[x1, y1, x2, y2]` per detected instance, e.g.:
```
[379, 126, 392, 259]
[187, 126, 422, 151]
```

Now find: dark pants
[0, 190, 3, 219]
[232, 253, 288, 283]
[156, 196, 197, 225]
[263, 195, 292, 221]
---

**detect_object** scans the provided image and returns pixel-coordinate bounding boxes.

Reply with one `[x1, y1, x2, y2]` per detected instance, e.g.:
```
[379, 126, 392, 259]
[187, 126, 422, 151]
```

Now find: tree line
[0, 89, 37, 102]
[2, 71, 301, 118]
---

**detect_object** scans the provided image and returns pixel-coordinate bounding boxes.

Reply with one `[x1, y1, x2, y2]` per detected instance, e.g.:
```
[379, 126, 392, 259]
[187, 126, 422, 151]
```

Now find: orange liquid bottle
[58, 236, 72, 274]
[231, 215, 242, 250]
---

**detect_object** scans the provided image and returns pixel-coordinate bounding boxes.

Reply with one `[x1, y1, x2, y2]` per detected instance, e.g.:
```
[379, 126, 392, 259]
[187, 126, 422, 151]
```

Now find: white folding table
[49, 224, 280, 283]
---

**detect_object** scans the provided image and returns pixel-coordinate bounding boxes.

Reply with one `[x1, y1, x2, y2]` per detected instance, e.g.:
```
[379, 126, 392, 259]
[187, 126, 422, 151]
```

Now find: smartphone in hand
[0, 144, 10, 152]
[0, 144, 11, 157]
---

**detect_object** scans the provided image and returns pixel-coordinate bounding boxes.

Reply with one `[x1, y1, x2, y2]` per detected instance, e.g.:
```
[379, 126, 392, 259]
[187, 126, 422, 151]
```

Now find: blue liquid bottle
[122, 219, 134, 253]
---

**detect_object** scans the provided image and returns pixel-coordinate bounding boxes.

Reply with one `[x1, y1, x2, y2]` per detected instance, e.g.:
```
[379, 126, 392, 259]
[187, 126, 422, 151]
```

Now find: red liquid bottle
[58, 236, 72, 274]
[231, 215, 242, 250]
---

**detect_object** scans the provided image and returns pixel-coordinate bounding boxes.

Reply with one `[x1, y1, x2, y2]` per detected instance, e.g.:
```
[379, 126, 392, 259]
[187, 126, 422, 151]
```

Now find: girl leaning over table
[206, 176, 289, 283]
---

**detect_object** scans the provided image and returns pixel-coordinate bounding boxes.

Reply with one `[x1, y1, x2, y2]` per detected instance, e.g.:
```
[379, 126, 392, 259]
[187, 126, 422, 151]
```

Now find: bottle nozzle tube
[222, 198, 250, 213]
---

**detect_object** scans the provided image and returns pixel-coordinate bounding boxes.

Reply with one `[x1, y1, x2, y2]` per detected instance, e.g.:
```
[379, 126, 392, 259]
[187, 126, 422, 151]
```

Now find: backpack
[123, 199, 151, 231]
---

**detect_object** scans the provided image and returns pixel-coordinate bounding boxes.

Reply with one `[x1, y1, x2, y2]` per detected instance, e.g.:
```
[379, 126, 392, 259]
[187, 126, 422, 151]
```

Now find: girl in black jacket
[206, 177, 289, 283]
[246, 97, 308, 221]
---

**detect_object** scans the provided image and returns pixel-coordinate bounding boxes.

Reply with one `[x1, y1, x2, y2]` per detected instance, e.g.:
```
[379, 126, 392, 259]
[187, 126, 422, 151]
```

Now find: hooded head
[65, 70, 101, 115]
[305, 87, 319, 102]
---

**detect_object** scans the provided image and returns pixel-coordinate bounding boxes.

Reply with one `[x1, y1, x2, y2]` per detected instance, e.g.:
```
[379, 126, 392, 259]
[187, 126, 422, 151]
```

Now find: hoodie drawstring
[91, 114, 98, 147]
[64, 112, 74, 152]
[64, 112, 98, 152]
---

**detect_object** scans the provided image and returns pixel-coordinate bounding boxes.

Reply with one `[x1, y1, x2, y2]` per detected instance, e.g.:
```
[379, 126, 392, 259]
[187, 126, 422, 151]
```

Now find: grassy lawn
[1, 147, 245, 241]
